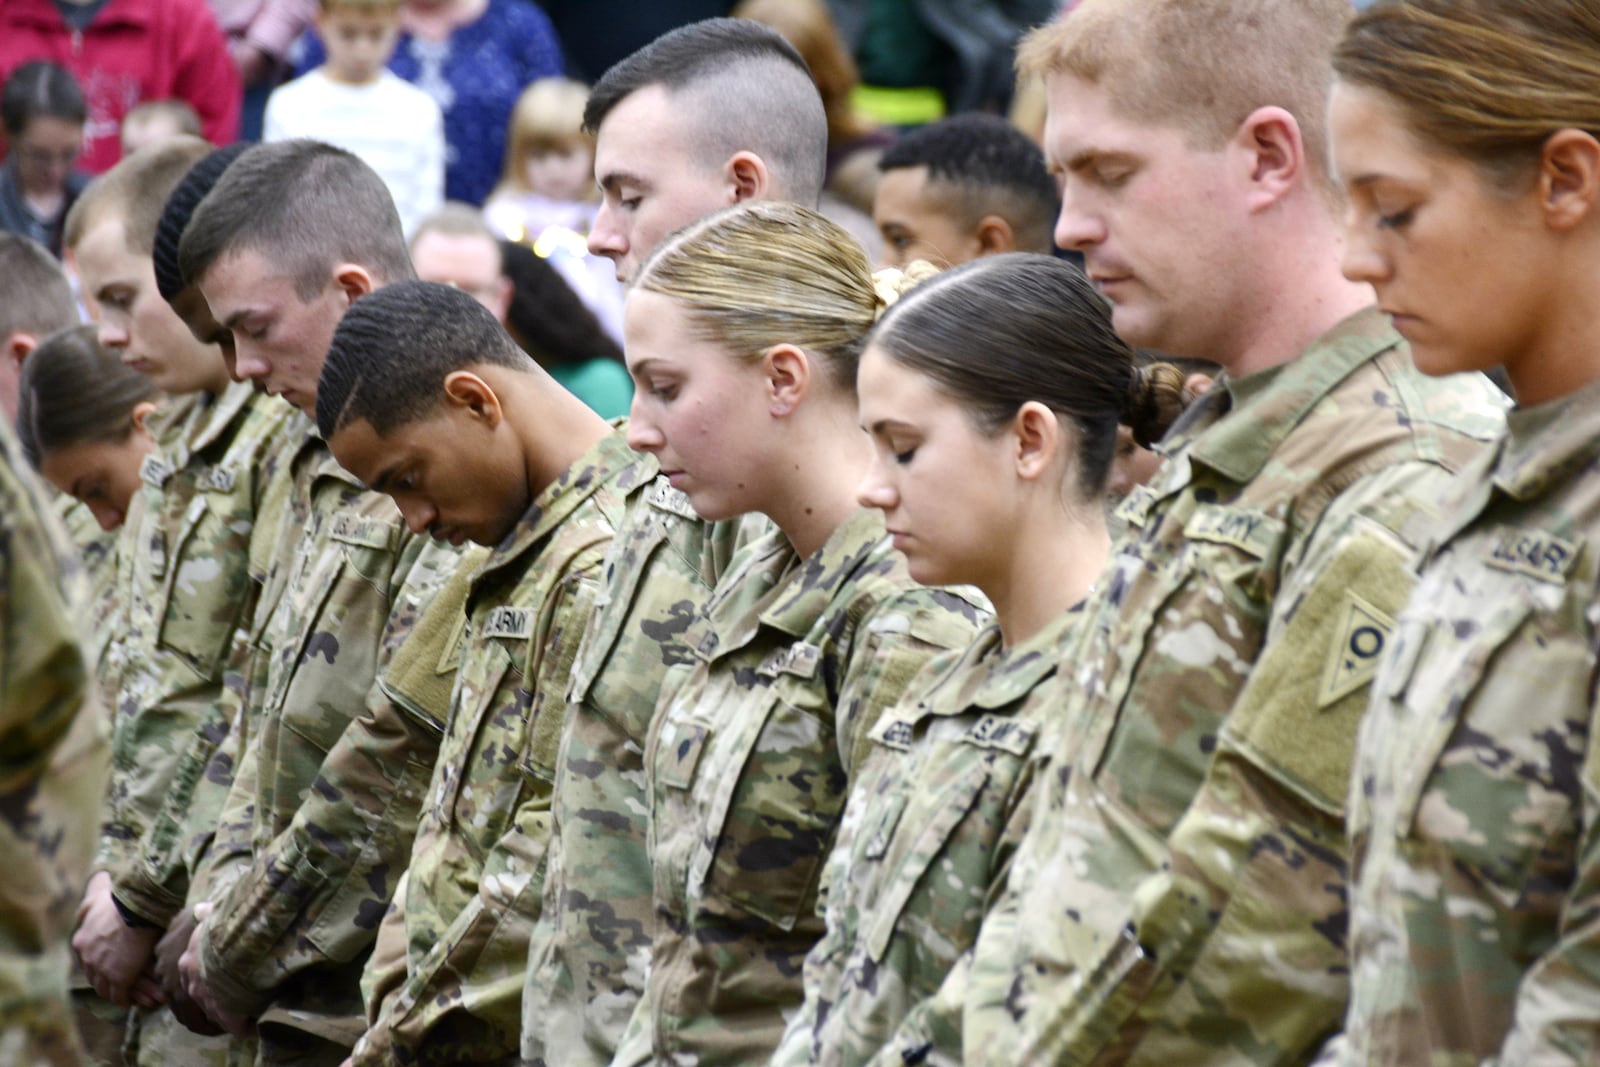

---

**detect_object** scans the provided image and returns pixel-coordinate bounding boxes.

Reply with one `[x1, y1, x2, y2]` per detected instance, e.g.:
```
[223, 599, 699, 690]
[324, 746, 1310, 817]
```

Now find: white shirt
[264, 68, 445, 236]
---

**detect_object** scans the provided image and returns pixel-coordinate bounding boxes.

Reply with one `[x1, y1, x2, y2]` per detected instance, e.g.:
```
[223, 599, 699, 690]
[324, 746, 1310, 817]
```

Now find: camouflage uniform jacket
[110, 412, 303, 928]
[351, 429, 640, 1066]
[774, 607, 1079, 1067]
[613, 506, 989, 1067]
[1342, 374, 1600, 1065]
[0, 416, 110, 1066]
[520, 462, 730, 1067]
[189, 427, 457, 1045]
[54, 496, 122, 662]
[94, 383, 293, 880]
[965, 308, 1508, 1066]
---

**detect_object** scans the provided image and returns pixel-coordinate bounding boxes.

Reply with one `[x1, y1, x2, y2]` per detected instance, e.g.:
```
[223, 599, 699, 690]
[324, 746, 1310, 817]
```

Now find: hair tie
[871, 267, 908, 323]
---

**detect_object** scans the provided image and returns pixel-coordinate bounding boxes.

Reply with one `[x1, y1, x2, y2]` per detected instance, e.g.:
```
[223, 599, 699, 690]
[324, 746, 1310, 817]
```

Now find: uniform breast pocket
[157, 495, 252, 680]
[447, 641, 522, 829]
[702, 676, 850, 931]
[1397, 588, 1589, 907]
[863, 762, 989, 963]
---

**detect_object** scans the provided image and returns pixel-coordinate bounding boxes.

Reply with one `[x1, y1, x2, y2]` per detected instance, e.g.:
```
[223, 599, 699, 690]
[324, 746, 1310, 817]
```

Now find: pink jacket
[0, 0, 242, 173]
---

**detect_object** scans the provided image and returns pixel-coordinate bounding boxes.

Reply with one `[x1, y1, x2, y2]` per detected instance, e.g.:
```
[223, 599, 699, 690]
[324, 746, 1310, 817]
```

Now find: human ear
[727, 151, 773, 204]
[130, 400, 160, 440]
[762, 343, 811, 417]
[1539, 129, 1600, 232]
[975, 215, 1017, 256]
[331, 263, 377, 306]
[1012, 400, 1060, 481]
[442, 370, 504, 429]
[5, 332, 36, 368]
[1236, 106, 1304, 213]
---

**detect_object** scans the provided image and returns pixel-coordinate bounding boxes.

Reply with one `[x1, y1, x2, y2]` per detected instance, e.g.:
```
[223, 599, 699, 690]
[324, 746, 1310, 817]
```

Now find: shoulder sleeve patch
[1318, 590, 1395, 708]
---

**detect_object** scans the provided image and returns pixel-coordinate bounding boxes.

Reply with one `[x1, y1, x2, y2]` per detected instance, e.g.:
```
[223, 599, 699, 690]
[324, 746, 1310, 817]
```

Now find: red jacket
[0, 0, 241, 173]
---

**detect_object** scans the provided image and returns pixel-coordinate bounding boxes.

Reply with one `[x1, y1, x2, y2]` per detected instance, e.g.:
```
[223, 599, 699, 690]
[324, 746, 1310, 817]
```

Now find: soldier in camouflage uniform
[45, 140, 296, 1067]
[775, 255, 1194, 1067]
[280, 280, 635, 1063]
[958, 4, 1511, 1064]
[162, 141, 457, 1065]
[518, 21, 830, 1066]
[1327, 5, 1600, 1062]
[605, 203, 988, 1067]
[0, 411, 111, 1066]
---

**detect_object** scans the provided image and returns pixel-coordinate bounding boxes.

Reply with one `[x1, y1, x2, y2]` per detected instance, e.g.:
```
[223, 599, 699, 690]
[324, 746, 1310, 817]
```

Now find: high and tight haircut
[878, 114, 1060, 253]
[1018, 0, 1352, 196]
[16, 324, 159, 468]
[583, 18, 828, 207]
[632, 200, 880, 392]
[0, 234, 78, 341]
[868, 253, 1188, 501]
[153, 142, 251, 303]
[64, 136, 211, 255]
[317, 279, 534, 439]
[1, 60, 85, 137]
[410, 201, 505, 269]
[1335, 0, 1600, 191]
[178, 139, 415, 300]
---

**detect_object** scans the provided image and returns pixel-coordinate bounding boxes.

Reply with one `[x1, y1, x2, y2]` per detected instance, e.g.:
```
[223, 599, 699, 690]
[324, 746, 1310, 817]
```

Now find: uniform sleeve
[193, 563, 468, 1018]
[169, 0, 243, 147]
[1013, 460, 1445, 1064]
[352, 569, 600, 1065]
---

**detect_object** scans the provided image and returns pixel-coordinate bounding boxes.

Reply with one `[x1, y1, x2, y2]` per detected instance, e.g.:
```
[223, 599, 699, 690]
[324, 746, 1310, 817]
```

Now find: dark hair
[879, 114, 1060, 253]
[0, 234, 78, 340]
[153, 142, 251, 302]
[179, 140, 415, 300]
[64, 136, 211, 255]
[869, 253, 1186, 499]
[17, 325, 159, 467]
[584, 18, 828, 206]
[499, 240, 623, 368]
[1, 61, 85, 138]
[318, 280, 533, 438]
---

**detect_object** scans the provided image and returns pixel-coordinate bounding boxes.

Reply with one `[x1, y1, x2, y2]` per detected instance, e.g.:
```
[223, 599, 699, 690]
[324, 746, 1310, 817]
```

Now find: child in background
[263, 0, 444, 235]
[120, 100, 202, 156]
[485, 78, 625, 344]
[0, 61, 91, 258]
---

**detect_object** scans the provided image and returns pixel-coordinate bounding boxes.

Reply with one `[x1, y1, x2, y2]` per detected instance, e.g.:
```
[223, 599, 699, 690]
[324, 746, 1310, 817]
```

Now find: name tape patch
[482, 606, 534, 641]
[870, 717, 916, 752]
[1484, 527, 1580, 585]
[1184, 504, 1277, 558]
[963, 714, 1037, 757]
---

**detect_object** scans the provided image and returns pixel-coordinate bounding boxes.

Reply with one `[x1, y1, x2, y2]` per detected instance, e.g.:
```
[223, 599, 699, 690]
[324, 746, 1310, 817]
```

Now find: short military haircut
[317, 280, 533, 439]
[153, 142, 252, 303]
[879, 114, 1060, 253]
[584, 18, 828, 207]
[64, 135, 211, 255]
[1018, 0, 1351, 192]
[410, 201, 504, 267]
[179, 139, 415, 301]
[0, 234, 78, 340]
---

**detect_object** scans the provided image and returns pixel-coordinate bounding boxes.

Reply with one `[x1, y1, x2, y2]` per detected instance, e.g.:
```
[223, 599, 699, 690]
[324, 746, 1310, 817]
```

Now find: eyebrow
[219, 308, 260, 332]
[367, 463, 403, 495]
[92, 278, 135, 303]
[1061, 147, 1140, 175]
[864, 417, 918, 436]
[598, 169, 652, 195]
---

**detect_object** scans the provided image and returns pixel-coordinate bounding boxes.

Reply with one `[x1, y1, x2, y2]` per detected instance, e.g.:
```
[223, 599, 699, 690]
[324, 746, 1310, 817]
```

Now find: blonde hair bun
[871, 260, 941, 321]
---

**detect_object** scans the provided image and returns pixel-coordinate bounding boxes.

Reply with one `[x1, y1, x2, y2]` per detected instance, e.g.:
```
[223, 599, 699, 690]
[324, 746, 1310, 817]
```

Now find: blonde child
[485, 77, 624, 343]
[263, 0, 444, 236]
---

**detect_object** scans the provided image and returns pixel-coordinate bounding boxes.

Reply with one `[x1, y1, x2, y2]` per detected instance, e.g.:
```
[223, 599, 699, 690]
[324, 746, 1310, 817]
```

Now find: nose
[397, 498, 437, 536]
[89, 501, 125, 531]
[856, 459, 898, 512]
[97, 317, 129, 349]
[231, 340, 270, 383]
[1054, 189, 1107, 253]
[1340, 218, 1389, 286]
[588, 201, 627, 263]
[626, 400, 663, 453]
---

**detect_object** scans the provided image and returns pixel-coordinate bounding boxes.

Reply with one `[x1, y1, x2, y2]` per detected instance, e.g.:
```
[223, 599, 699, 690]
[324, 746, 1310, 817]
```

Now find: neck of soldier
[500, 371, 614, 497]
[988, 491, 1108, 649]
[760, 395, 872, 562]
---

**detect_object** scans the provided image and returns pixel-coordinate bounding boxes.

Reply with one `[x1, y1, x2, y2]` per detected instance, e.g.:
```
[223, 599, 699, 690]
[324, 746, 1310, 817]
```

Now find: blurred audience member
[734, 0, 892, 215]
[538, 0, 734, 83]
[0, 0, 240, 172]
[211, 0, 317, 139]
[0, 234, 81, 425]
[0, 62, 90, 258]
[872, 112, 1057, 268]
[485, 77, 624, 343]
[410, 202, 512, 318]
[119, 99, 202, 156]
[267, 0, 444, 234]
[296, 0, 564, 204]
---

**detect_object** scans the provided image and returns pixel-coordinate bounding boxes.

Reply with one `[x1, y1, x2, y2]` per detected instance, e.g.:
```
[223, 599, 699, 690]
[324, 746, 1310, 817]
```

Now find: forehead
[874, 166, 965, 221]
[200, 246, 297, 307]
[73, 217, 141, 277]
[1327, 81, 1435, 180]
[411, 230, 500, 280]
[1043, 73, 1185, 165]
[19, 114, 82, 144]
[594, 85, 705, 181]
[322, 7, 397, 25]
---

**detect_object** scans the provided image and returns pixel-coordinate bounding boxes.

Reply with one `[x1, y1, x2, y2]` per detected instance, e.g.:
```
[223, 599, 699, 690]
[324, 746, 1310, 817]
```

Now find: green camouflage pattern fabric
[612, 506, 989, 1067]
[1342, 375, 1600, 1065]
[351, 429, 640, 1066]
[520, 459, 731, 1067]
[774, 608, 1078, 1067]
[185, 427, 455, 1054]
[54, 496, 122, 662]
[110, 412, 303, 929]
[965, 309, 1508, 1066]
[193, 542, 481, 1020]
[0, 415, 109, 1067]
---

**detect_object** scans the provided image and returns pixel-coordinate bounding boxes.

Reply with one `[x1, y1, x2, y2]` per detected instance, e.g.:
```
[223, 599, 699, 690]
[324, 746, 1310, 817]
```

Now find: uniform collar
[1167, 306, 1402, 485]
[758, 507, 890, 639]
[482, 427, 643, 573]
[917, 603, 1080, 717]
[185, 381, 267, 457]
[1492, 373, 1600, 503]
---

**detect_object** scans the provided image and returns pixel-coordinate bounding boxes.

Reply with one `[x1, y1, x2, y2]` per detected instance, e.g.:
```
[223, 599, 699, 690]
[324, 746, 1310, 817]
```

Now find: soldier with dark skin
[1329, 3, 1600, 1061]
